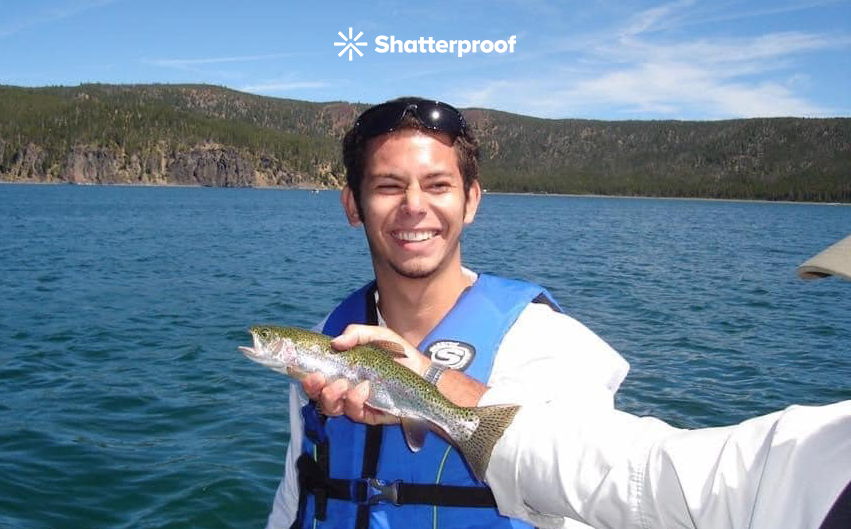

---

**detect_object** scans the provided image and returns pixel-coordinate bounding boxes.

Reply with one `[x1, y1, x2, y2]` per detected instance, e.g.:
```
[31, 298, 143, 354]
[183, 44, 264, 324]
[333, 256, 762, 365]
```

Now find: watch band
[423, 362, 448, 386]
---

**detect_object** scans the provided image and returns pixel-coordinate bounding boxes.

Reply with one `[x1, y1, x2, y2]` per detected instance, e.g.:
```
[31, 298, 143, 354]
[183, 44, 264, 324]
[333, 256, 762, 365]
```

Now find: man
[323, 235, 851, 529]
[265, 97, 629, 528]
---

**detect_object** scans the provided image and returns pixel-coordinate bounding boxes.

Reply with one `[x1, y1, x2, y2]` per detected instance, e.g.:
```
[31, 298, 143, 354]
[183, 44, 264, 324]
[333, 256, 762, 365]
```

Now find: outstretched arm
[487, 395, 851, 529]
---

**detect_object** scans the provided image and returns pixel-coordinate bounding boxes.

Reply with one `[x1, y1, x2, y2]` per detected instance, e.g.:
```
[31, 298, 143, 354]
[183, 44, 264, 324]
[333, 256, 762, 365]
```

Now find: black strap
[365, 282, 379, 326]
[296, 453, 497, 508]
[396, 483, 496, 507]
[354, 284, 382, 529]
[532, 292, 562, 313]
[355, 424, 384, 529]
[820, 480, 851, 529]
[313, 439, 330, 520]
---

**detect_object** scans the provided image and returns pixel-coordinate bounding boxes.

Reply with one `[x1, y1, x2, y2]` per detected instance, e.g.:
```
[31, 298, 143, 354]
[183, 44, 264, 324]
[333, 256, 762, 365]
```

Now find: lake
[1, 184, 849, 527]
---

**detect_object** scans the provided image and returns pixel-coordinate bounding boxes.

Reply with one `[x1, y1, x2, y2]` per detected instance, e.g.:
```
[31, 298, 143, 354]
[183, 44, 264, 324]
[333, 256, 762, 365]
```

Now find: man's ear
[463, 180, 482, 224]
[341, 185, 362, 226]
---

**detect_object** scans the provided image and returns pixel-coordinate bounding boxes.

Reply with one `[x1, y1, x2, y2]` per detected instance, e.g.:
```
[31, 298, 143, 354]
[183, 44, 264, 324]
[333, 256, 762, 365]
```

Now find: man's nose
[401, 185, 426, 215]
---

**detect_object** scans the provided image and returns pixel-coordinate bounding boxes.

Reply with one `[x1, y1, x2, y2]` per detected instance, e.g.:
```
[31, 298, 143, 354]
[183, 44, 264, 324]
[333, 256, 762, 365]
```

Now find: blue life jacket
[292, 274, 561, 529]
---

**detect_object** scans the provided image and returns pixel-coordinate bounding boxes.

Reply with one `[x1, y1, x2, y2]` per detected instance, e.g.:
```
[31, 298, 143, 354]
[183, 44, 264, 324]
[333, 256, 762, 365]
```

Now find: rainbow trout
[239, 325, 518, 481]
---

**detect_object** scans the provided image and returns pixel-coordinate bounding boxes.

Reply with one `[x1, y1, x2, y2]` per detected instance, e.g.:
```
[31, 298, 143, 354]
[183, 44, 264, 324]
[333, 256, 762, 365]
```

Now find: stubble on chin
[389, 260, 437, 280]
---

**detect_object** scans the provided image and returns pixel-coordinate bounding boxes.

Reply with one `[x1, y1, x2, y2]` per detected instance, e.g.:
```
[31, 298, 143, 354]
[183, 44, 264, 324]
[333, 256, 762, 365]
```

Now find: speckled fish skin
[239, 325, 519, 481]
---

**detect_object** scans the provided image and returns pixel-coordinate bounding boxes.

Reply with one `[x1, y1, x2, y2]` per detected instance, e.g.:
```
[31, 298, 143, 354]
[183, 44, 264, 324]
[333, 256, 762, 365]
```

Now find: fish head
[239, 325, 301, 373]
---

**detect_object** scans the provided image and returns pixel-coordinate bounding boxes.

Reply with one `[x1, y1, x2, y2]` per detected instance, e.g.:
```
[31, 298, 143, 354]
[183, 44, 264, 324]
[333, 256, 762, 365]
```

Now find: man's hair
[342, 97, 480, 215]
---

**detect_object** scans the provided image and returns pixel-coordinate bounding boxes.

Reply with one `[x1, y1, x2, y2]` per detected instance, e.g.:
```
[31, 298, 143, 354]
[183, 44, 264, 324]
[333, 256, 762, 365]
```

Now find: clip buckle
[351, 478, 401, 505]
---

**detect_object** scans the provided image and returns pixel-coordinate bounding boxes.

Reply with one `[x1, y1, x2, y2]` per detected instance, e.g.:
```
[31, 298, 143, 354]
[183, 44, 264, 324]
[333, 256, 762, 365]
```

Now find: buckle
[350, 478, 401, 505]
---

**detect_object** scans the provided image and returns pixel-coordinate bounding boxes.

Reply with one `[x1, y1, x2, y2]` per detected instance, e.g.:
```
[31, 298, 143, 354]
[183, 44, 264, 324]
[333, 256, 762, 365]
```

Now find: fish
[239, 325, 519, 482]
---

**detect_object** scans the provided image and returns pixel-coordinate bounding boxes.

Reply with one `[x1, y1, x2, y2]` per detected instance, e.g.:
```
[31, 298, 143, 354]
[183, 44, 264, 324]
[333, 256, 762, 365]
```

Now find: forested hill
[1, 84, 849, 202]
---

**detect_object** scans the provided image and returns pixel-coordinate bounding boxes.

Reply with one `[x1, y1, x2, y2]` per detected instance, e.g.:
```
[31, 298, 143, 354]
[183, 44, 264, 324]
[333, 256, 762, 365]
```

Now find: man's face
[342, 128, 481, 280]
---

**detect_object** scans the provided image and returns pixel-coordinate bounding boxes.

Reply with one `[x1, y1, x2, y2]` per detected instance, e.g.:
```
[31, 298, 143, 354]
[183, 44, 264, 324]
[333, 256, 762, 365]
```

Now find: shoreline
[1, 180, 848, 206]
[484, 191, 851, 206]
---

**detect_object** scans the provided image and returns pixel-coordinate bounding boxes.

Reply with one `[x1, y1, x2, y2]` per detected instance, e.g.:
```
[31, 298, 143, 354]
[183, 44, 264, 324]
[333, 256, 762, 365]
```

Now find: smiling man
[265, 97, 629, 529]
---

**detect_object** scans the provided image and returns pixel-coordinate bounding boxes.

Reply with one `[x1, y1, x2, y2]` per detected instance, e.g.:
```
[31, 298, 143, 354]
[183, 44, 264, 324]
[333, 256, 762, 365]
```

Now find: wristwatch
[423, 362, 448, 386]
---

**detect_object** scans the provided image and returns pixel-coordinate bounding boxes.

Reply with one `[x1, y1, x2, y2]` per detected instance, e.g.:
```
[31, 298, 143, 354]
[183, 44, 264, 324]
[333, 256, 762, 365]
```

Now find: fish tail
[458, 404, 520, 482]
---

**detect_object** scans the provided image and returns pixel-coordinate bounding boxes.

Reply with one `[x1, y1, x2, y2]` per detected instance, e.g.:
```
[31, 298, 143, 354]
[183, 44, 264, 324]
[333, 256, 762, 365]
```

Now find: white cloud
[146, 53, 308, 70]
[452, 2, 849, 119]
[620, 0, 696, 38]
[650, 0, 848, 33]
[561, 61, 824, 117]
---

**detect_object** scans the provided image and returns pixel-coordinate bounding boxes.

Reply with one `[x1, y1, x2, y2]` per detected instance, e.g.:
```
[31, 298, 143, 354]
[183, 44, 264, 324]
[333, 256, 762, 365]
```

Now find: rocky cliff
[1, 84, 848, 201]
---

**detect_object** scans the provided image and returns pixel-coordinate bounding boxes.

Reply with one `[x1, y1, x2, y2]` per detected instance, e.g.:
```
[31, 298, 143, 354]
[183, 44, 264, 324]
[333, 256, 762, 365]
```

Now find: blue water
[1, 184, 849, 528]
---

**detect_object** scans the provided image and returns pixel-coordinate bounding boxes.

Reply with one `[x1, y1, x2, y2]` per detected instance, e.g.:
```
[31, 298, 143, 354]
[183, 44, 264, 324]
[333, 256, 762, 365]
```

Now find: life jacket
[292, 274, 561, 529]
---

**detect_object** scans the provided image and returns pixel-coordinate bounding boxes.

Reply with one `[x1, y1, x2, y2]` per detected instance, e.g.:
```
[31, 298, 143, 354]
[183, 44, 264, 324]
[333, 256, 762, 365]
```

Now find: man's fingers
[331, 324, 429, 377]
[347, 381, 370, 407]
[330, 332, 358, 351]
[331, 324, 401, 351]
[342, 381, 370, 421]
[344, 381, 399, 425]
[319, 378, 350, 416]
[303, 374, 350, 416]
[302, 372, 326, 400]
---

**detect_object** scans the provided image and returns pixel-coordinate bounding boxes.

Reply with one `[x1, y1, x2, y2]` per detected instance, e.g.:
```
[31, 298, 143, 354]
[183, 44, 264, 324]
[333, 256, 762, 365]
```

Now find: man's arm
[488, 395, 851, 529]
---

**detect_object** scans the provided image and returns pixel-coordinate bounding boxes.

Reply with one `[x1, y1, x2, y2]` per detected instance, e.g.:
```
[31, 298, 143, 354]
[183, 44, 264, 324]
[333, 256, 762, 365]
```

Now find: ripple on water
[1, 188, 849, 527]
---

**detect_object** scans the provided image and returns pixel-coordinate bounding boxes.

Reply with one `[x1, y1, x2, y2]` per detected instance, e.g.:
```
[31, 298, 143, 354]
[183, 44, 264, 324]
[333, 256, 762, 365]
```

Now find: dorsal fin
[367, 339, 407, 358]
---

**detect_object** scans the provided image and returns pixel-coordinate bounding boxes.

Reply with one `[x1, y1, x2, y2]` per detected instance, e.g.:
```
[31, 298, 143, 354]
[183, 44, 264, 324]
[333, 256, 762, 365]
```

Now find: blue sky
[0, 0, 849, 120]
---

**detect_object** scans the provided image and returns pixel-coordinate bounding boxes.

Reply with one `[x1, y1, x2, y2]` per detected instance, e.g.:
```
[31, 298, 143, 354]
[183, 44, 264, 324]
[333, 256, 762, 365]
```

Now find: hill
[1, 84, 849, 201]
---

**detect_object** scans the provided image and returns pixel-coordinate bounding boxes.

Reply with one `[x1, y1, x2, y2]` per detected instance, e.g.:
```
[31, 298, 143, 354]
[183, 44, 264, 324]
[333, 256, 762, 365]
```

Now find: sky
[0, 0, 849, 120]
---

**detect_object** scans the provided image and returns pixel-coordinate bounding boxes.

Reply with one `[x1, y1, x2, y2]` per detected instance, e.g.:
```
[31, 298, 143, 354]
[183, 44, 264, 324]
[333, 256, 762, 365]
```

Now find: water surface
[1, 185, 849, 527]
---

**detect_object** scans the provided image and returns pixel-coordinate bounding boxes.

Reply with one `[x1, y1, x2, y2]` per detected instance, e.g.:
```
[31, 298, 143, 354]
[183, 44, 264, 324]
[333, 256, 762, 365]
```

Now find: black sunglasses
[354, 100, 468, 140]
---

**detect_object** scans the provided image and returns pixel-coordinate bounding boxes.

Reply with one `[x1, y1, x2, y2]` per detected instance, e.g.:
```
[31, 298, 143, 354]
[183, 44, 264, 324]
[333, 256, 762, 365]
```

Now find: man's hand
[300, 324, 430, 425]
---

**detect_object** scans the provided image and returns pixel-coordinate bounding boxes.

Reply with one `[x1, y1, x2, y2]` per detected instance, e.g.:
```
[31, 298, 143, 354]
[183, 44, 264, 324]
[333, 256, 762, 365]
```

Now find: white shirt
[487, 392, 851, 529]
[265, 275, 630, 528]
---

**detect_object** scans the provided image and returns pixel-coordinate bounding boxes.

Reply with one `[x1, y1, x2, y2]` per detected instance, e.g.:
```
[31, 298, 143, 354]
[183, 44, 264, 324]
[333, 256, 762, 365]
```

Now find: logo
[334, 29, 517, 60]
[334, 27, 368, 61]
[425, 340, 476, 371]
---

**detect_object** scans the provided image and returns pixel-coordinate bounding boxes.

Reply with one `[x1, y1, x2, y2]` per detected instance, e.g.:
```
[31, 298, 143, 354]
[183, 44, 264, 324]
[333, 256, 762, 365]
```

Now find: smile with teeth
[393, 230, 438, 242]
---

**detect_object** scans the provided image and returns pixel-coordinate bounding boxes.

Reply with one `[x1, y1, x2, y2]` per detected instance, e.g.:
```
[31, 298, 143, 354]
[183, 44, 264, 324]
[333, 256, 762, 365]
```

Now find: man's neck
[375, 266, 473, 348]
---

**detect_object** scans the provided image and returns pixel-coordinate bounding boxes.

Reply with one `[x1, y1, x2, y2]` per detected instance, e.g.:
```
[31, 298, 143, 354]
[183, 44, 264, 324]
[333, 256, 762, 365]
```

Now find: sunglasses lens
[355, 103, 404, 138]
[412, 102, 464, 137]
[354, 101, 466, 139]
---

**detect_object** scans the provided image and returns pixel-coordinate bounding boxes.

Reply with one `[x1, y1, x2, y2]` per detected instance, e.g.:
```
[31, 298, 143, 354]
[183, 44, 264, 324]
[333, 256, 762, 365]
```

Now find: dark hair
[342, 97, 480, 215]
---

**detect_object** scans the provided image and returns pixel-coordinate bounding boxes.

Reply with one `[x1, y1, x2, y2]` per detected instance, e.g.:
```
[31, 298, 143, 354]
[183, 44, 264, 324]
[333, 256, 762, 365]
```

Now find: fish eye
[260, 328, 271, 340]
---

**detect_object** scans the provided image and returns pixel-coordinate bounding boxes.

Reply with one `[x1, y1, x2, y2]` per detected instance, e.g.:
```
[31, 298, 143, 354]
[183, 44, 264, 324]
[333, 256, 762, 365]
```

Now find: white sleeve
[481, 303, 630, 529]
[265, 382, 308, 529]
[487, 395, 851, 529]
[482, 302, 630, 407]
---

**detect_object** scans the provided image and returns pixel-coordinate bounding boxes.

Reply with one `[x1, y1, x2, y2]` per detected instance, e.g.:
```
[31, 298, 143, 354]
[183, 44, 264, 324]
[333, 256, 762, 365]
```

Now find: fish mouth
[238, 345, 257, 356]
[239, 331, 288, 369]
[238, 332, 262, 358]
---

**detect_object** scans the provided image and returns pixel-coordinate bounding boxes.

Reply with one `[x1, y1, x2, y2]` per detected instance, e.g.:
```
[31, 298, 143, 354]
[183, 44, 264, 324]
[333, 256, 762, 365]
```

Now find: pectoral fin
[400, 417, 430, 452]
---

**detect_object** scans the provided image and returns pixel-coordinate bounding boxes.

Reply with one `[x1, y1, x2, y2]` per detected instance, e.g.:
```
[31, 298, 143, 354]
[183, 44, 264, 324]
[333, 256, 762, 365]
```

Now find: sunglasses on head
[354, 100, 468, 140]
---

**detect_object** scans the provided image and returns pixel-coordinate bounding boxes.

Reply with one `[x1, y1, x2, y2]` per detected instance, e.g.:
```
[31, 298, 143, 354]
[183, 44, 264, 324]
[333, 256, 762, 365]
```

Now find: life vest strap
[356, 424, 383, 529]
[296, 454, 498, 509]
[300, 403, 330, 521]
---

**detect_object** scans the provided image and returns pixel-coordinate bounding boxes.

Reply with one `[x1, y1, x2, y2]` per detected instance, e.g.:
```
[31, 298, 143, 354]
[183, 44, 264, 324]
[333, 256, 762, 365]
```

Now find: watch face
[424, 340, 476, 371]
